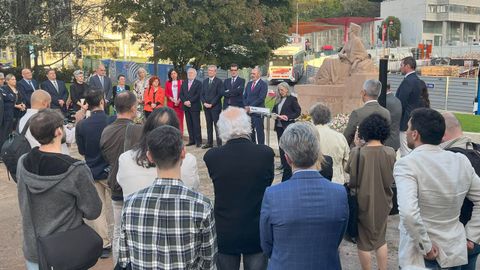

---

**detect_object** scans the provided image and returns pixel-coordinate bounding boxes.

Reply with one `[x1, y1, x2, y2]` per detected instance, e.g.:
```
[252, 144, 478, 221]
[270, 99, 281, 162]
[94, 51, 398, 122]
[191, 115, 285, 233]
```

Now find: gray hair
[73, 70, 83, 77]
[137, 67, 146, 75]
[187, 68, 197, 75]
[279, 122, 320, 168]
[275, 82, 293, 104]
[309, 103, 331, 125]
[5, 73, 15, 81]
[0, 72, 4, 79]
[363, 79, 382, 97]
[217, 107, 252, 142]
[208, 65, 217, 71]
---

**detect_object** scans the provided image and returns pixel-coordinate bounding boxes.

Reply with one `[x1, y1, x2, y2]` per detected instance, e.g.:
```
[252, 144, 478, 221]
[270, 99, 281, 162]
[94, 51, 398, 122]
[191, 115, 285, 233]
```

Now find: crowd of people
[1, 55, 480, 270]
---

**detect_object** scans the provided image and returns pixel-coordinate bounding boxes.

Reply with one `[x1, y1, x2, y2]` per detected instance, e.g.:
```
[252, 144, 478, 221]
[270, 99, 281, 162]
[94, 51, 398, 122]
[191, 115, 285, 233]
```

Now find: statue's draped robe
[315, 36, 375, 85]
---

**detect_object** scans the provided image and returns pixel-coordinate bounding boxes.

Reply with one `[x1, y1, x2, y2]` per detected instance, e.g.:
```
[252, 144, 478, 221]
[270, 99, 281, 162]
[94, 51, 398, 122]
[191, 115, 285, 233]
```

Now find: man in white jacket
[394, 108, 480, 269]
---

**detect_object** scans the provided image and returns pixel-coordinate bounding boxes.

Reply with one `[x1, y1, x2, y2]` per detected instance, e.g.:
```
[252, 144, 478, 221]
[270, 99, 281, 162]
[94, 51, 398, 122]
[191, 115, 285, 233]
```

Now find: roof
[288, 22, 338, 35]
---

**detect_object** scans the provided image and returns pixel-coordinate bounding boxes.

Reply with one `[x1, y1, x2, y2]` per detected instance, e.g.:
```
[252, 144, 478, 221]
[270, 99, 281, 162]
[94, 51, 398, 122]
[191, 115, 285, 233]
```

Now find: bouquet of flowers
[328, 113, 350, 133]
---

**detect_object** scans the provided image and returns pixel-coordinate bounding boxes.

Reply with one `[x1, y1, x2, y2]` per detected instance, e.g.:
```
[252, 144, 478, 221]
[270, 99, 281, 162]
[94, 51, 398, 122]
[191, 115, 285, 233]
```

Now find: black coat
[222, 76, 245, 108]
[203, 138, 275, 254]
[40, 80, 68, 110]
[201, 77, 223, 111]
[70, 82, 90, 111]
[179, 79, 202, 112]
[272, 95, 301, 130]
[395, 73, 424, 131]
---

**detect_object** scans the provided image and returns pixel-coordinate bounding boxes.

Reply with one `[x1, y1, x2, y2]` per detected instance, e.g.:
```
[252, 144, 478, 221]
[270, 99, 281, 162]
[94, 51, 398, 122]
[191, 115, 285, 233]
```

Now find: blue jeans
[424, 259, 462, 270]
[462, 242, 480, 270]
[25, 260, 39, 270]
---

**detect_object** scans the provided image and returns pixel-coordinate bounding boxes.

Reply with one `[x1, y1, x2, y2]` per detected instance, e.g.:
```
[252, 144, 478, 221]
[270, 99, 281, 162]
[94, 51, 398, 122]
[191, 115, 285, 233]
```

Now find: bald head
[31, 90, 51, 109]
[441, 112, 463, 143]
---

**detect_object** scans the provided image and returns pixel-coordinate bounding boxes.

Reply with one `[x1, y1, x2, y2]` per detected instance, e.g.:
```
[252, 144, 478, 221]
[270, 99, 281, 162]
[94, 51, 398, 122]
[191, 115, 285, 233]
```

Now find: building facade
[381, 0, 480, 46]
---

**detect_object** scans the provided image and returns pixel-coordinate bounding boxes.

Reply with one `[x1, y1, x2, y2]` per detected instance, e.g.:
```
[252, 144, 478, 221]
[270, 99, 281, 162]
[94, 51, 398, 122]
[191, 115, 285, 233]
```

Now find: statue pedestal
[295, 72, 378, 116]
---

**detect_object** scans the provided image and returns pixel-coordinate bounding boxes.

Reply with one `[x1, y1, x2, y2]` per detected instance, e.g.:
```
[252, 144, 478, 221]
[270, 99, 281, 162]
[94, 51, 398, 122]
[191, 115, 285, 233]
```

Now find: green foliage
[298, 0, 380, 21]
[104, 0, 293, 74]
[377, 16, 401, 43]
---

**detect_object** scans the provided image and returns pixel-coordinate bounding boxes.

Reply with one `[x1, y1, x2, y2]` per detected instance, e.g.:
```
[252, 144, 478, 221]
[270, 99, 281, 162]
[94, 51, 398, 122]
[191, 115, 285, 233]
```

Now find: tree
[377, 16, 401, 44]
[298, 0, 380, 21]
[0, 0, 103, 69]
[104, 0, 293, 76]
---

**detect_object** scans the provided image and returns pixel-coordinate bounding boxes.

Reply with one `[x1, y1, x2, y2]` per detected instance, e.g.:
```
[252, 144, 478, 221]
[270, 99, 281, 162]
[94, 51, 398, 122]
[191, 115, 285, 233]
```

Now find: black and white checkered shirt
[118, 178, 217, 269]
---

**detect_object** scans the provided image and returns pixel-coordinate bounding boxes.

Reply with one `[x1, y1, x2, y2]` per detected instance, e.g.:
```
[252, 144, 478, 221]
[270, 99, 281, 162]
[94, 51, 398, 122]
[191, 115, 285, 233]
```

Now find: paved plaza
[0, 141, 402, 269]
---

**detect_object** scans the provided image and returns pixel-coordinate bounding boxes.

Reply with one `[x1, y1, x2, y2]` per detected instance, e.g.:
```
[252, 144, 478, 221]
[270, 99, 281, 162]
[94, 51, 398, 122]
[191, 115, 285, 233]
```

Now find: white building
[381, 0, 480, 46]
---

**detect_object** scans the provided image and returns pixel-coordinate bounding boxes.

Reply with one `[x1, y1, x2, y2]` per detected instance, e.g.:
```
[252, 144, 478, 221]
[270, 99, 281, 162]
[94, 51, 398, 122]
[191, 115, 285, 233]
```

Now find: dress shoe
[186, 142, 195, 146]
[202, 144, 213, 149]
[100, 247, 111, 259]
[196, 144, 202, 148]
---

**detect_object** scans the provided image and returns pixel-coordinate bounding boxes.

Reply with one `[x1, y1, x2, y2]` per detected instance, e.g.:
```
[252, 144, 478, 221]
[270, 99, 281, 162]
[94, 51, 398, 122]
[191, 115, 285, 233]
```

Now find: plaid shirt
[118, 178, 217, 269]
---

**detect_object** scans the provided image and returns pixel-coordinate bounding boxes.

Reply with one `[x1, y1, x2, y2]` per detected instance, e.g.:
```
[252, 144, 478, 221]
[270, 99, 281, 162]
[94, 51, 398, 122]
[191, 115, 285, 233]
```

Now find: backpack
[447, 142, 480, 225]
[1, 121, 32, 182]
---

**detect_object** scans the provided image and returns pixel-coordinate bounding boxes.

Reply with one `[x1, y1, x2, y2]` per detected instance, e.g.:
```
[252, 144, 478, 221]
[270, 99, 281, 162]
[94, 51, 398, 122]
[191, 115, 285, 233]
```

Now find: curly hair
[358, 114, 390, 143]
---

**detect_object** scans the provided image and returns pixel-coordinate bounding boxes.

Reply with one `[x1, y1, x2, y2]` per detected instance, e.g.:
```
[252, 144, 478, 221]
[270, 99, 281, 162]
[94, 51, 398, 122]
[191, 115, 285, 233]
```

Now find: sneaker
[100, 247, 111, 259]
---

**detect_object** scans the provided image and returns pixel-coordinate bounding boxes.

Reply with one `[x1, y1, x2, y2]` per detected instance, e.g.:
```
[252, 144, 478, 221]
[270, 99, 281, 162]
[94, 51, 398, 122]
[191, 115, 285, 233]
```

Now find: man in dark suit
[17, 68, 39, 108]
[343, 79, 391, 146]
[244, 67, 268, 144]
[260, 122, 348, 269]
[222, 63, 245, 109]
[180, 68, 202, 147]
[204, 107, 274, 270]
[89, 64, 113, 113]
[385, 83, 402, 151]
[396, 56, 425, 157]
[40, 69, 68, 113]
[201, 65, 223, 148]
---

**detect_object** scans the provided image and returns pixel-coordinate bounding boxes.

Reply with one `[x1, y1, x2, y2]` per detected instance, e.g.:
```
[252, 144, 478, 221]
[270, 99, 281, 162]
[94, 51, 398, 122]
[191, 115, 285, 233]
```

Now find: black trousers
[204, 108, 221, 146]
[185, 110, 202, 145]
[276, 127, 292, 181]
[250, 115, 265, 145]
[0, 119, 14, 148]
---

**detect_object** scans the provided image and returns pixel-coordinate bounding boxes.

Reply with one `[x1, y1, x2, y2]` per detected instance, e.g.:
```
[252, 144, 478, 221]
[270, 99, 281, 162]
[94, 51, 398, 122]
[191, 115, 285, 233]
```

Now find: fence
[388, 74, 479, 113]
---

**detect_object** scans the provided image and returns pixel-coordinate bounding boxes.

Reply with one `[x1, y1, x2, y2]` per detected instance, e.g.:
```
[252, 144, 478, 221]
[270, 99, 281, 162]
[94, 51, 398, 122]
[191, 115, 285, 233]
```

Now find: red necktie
[251, 81, 256, 92]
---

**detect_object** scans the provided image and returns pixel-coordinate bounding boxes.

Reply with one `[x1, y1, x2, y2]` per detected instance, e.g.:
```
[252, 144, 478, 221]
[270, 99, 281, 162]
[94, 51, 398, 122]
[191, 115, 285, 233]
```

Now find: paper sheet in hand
[249, 107, 271, 115]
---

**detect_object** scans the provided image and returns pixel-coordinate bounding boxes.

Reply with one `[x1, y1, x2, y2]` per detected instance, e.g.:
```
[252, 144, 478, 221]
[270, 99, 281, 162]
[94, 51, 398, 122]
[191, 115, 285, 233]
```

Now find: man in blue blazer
[396, 56, 425, 157]
[40, 69, 68, 112]
[17, 68, 39, 108]
[260, 122, 349, 270]
[222, 64, 245, 109]
[201, 65, 223, 148]
[244, 67, 268, 144]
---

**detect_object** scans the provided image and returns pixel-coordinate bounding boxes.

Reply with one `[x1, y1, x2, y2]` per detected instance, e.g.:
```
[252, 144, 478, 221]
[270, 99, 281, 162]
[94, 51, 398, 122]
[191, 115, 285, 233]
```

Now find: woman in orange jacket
[143, 76, 165, 119]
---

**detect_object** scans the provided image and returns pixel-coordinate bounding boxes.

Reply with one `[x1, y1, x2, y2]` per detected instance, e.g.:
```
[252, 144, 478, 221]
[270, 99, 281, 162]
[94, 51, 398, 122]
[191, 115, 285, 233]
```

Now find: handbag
[25, 184, 103, 270]
[344, 147, 361, 242]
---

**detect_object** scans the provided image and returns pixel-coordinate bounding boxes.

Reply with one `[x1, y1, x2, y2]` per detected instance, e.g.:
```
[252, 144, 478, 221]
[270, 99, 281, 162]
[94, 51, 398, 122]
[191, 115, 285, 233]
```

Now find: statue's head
[348, 23, 361, 37]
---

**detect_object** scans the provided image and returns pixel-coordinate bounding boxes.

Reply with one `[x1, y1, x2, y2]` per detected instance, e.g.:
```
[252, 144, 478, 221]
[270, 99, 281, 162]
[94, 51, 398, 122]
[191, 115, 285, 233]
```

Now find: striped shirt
[118, 178, 217, 269]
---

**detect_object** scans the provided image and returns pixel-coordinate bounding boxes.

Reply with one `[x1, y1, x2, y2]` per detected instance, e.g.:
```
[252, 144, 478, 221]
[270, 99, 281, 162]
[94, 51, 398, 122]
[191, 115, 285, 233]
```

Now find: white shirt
[117, 149, 200, 197]
[19, 109, 71, 155]
[405, 71, 416, 78]
[172, 80, 179, 100]
[394, 144, 480, 268]
[315, 124, 350, 184]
